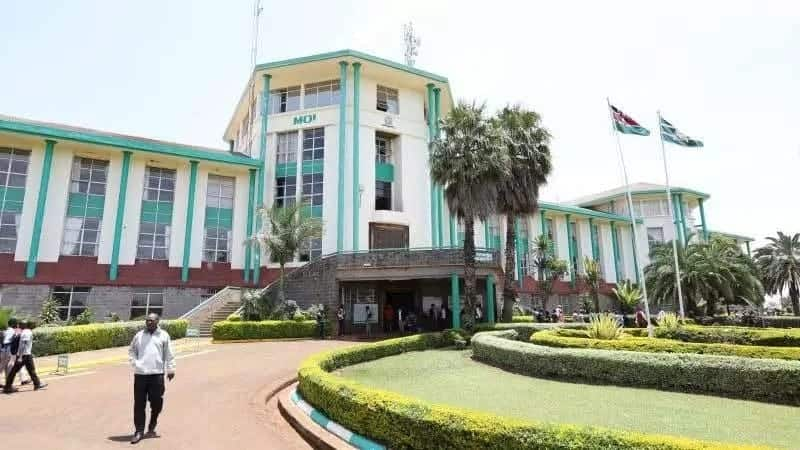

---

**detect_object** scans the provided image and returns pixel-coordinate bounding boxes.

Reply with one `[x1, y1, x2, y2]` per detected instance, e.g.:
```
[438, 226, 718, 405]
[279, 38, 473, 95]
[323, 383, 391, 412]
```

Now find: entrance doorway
[385, 291, 415, 332]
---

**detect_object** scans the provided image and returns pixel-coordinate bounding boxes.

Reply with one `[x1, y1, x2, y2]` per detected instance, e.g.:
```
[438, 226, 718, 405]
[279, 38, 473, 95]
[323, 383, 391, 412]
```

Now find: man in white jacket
[128, 313, 175, 444]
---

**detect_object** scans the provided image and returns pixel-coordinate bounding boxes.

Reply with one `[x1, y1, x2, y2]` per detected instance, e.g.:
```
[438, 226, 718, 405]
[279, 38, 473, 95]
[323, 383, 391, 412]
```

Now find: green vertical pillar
[610, 221, 621, 283]
[244, 168, 256, 282]
[426, 83, 437, 247]
[515, 218, 523, 286]
[540, 210, 546, 236]
[698, 198, 708, 242]
[678, 193, 689, 245]
[254, 73, 271, 284]
[671, 194, 683, 246]
[589, 218, 598, 260]
[565, 214, 574, 283]
[109, 150, 132, 281]
[337, 62, 348, 252]
[351, 62, 361, 251]
[450, 273, 461, 329]
[181, 160, 199, 282]
[449, 214, 456, 247]
[486, 274, 496, 325]
[434, 87, 444, 247]
[26, 139, 56, 279]
[630, 223, 640, 284]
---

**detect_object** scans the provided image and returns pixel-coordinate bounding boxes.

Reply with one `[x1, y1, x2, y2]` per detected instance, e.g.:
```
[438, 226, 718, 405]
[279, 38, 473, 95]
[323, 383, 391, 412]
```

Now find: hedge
[211, 320, 321, 341]
[32, 320, 188, 357]
[656, 325, 800, 347]
[297, 332, 766, 450]
[473, 331, 800, 406]
[474, 322, 585, 341]
[532, 329, 800, 361]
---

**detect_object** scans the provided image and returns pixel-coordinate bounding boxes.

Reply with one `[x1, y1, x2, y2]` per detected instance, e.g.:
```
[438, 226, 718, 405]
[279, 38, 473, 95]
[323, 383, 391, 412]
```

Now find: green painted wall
[66, 192, 105, 219]
[0, 187, 25, 213]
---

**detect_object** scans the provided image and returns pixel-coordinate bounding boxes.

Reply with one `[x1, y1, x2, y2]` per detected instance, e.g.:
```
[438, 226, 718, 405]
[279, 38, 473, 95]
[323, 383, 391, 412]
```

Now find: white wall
[598, 223, 617, 282]
[35, 145, 71, 262]
[14, 141, 46, 262]
[119, 158, 145, 265]
[98, 151, 124, 265]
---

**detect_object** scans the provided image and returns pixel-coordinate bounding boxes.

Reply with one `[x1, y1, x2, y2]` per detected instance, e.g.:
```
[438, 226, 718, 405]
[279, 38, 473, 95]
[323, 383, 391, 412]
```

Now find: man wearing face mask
[128, 313, 175, 444]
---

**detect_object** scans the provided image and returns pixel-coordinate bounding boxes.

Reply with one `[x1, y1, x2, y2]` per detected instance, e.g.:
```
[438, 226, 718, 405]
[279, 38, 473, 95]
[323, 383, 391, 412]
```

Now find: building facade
[0, 49, 751, 324]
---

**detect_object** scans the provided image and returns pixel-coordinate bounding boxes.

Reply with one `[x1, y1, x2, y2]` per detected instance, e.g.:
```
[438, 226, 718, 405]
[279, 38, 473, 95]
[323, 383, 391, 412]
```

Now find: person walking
[336, 304, 346, 337]
[4, 320, 45, 394]
[1, 317, 17, 388]
[128, 313, 175, 444]
[439, 304, 448, 330]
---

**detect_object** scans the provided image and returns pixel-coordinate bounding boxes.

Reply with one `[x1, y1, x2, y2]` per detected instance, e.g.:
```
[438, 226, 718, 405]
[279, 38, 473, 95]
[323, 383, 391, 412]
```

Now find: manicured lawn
[337, 349, 798, 449]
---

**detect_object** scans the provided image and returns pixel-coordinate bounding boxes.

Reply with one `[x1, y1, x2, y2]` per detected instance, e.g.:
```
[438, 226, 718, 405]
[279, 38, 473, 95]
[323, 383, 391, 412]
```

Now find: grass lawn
[337, 349, 799, 449]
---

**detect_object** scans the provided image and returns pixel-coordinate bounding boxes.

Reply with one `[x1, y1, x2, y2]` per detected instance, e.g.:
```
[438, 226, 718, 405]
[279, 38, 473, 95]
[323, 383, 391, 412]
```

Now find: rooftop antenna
[244, 0, 263, 156]
[250, 0, 263, 69]
[403, 22, 421, 66]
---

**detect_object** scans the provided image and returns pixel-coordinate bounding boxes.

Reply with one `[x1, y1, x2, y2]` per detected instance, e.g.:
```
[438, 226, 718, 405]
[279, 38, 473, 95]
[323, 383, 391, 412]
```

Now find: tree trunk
[502, 214, 517, 322]
[279, 263, 286, 304]
[593, 290, 600, 314]
[462, 217, 477, 330]
[790, 283, 800, 316]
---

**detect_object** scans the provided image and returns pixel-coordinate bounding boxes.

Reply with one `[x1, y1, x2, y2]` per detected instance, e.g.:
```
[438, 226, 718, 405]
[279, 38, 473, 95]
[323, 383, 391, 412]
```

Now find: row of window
[50, 286, 217, 321]
[268, 81, 400, 115]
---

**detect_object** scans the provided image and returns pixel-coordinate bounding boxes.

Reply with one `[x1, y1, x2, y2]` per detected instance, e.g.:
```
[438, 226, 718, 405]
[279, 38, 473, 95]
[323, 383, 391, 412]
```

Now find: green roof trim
[539, 201, 643, 223]
[255, 49, 449, 84]
[710, 230, 755, 242]
[0, 116, 260, 167]
[578, 188, 710, 207]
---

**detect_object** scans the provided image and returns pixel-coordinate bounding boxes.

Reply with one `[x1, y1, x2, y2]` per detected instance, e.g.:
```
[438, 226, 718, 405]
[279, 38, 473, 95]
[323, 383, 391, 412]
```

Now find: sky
[1, 1, 798, 247]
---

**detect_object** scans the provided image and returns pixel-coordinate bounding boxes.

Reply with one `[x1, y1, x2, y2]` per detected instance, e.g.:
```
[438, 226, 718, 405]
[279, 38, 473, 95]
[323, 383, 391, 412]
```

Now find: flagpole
[657, 110, 687, 320]
[606, 98, 653, 337]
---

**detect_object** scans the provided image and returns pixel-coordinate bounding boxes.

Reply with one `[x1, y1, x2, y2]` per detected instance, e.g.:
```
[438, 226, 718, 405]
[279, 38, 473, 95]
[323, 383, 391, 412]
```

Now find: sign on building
[293, 113, 317, 125]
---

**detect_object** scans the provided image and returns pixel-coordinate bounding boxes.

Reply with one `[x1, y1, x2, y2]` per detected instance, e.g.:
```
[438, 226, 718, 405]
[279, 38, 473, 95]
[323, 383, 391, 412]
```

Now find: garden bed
[297, 332, 772, 450]
[32, 320, 188, 357]
[211, 320, 321, 341]
[531, 328, 800, 360]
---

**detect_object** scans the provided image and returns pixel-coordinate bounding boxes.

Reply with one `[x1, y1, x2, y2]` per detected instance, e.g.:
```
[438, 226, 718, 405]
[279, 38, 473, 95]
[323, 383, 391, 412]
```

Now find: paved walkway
[0, 339, 351, 449]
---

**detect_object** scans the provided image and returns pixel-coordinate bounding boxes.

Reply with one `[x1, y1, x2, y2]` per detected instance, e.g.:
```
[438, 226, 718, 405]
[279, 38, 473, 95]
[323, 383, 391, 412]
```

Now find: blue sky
[2, 1, 798, 245]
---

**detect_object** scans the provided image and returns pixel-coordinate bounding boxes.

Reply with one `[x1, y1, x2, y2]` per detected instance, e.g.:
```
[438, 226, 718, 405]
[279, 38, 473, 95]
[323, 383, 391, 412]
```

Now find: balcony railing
[332, 246, 501, 270]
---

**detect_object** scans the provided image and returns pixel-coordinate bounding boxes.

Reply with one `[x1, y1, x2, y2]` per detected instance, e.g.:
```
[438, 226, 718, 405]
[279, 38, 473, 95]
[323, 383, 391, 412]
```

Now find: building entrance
[385, 291, 415, 332]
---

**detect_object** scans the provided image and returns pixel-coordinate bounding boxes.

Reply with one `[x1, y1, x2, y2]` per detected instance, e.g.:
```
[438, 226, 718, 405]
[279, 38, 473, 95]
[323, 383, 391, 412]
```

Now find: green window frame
[0, 147, 30, 254]
[62, 157, 108, 256]
[137, 166, 175, 260]
[203, 175, 235, 263]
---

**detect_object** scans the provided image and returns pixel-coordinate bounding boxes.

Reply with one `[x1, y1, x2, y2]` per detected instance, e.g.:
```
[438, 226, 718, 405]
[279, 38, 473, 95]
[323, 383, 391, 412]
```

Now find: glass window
[376, 85, 399, 114]
[62, 158, 108, 256]
[130, 289, 164, 319]
[302, 173, 324, 208]
[375, 181, 392, 211]
[375, 133, 392, 163]
[304, 80, 340, 109]
[276, 131, 298, 164]
[299, 238, 322, 262]
[0, 148, 30, 253]
[369, 223, 408, 249]
[137, 167, 175, 260]
[302, 128, 324, 161]
[204, 175, 235, 263]
[51, 286, 90, 321]
[269, 86, 301, 114]
[647, 227, 665, 247]
[275, 176, 297, 207]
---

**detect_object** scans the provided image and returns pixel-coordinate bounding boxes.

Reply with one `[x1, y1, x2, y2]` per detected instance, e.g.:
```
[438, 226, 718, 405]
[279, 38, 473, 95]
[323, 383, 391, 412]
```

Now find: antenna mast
[250, 0, 263, 69]
[403, 22, 421, 66]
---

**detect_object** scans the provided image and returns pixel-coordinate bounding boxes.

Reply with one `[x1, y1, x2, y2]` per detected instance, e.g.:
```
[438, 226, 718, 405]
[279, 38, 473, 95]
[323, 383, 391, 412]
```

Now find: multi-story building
[0, 49, 751, 326]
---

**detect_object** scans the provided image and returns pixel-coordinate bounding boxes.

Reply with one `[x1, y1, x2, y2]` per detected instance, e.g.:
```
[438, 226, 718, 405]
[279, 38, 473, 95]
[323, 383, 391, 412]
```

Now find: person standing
[4, 320, 45, 394]
[439, 304, 447, 330]
[128, 313, 175, 444]
[475, 304, 483, 323]
[365, 306, 373, 338]
[336, 304, 346, 337]
[383, 303, 394, 333]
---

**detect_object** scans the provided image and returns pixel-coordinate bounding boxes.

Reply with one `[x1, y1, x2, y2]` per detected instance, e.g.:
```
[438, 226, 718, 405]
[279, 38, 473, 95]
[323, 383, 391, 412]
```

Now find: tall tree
[430, 101, 509, 329]
[646, 236, 763, 316]
[755, 232, 800, 315]
[581, 257, 603, 313]
[251, 204, 323, 304]
[494, 105, 553, 322]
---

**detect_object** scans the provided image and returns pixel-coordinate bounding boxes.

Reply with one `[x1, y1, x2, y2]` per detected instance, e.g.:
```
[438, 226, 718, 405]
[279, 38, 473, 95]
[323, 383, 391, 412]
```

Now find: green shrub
[32, 320, 188, 357]
[473, 331, 800, 405]
[511, 315, 534, 323]
[658, 312, 681, 330]
[0, 307, 12, 329]
[211, 320, 320, 341]
[533, 329, 800, 361]
[226, 313, 242, 322]
[297, 332, 764, 450]
[39, 296, 60, 325]
[72, 308, 95, 325]
[586, 314, 623, 340]
[658, 325, 800, 347]
[761, 316, 800, 328]
[474, 322, 585, 341]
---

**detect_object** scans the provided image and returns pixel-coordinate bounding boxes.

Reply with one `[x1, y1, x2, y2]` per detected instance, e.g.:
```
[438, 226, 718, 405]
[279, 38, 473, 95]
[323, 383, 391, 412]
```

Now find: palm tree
[581, 257, 603, 313]
[646, 236, 762, 316]
[612, 280, 642, 314]
[494, 105, 553, 322]
[251, 204, 323, 303]
[755, 232, 800, 315]
[430, 101, 509, 329]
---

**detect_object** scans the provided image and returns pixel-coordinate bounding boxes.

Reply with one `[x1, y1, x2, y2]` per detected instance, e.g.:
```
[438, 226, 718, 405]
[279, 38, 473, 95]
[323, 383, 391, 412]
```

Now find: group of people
[2, 318, 45, 393]
[532, 305, 565, 323]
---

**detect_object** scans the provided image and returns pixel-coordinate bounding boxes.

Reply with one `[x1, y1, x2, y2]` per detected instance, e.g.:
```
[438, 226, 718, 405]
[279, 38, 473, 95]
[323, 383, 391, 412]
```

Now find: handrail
[180, 286, 240, 319]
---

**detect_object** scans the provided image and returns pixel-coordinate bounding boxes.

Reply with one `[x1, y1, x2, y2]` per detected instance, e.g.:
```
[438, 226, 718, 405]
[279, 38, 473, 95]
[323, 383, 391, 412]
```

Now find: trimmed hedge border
[474, 322, 585, 340]
[297, 332, 767, 450]
[654, 326, 800, 347]
[473, 331, 800, 406]
[532, 329, 800, 361]
[211, 320, 320, 341]
[32, 320, 188, 357]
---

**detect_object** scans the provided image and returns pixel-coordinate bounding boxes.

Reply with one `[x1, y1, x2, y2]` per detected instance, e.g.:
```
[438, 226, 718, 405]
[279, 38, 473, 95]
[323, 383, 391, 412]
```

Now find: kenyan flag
[610, 105, 650, 136]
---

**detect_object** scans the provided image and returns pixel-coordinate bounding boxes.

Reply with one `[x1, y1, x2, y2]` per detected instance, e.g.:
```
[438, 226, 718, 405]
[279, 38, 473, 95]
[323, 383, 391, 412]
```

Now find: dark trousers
[5, 355, 40, 389]
[133, 374, 165, 433]
[338, 319, 345, 336]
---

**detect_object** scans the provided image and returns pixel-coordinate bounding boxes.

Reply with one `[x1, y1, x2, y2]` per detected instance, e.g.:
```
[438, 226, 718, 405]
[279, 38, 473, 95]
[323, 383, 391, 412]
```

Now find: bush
[532, 329, 800, 361]
[298, 332, 760, 450]
[32, 320, 188, 357]
[658, 325, 800, 347]
[72, 308, 95, 325]
[761, 316, 800, 328]
[211, 320, 320, 341]
[657, 312, 681, 330]
[39, 296, 60, 325]
[511, 315, 534, 323]
[473, 331, 800, 405]
[474, 322, 585, 341]
[226, 313, 242, 322]
[586, 314, 623, 340]
[0, 307, 12, 329]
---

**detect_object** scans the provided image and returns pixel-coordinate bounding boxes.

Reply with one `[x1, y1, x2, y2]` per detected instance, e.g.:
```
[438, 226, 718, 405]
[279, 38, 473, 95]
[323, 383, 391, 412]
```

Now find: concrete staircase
[181, 287, 242, 338]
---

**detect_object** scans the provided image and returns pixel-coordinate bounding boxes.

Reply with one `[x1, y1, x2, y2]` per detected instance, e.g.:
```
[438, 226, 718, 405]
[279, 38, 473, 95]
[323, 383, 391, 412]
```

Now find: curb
[277, 383, 353, 450]
[282, 385, 385, 450]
